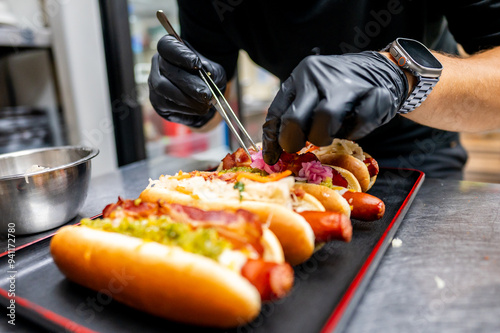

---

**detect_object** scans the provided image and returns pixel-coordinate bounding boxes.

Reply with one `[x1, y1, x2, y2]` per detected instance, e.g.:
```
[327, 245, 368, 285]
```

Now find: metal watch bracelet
[398, 77, 439, 114]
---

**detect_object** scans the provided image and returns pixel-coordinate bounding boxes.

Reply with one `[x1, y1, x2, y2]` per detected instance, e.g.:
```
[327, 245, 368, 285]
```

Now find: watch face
[398, 38, 442, 69]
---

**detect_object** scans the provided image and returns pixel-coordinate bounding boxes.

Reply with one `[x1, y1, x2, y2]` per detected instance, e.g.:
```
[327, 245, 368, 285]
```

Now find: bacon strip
[102, 198, 265, 256]
[222, 148, 252, 169]
[102, 197, 157, 219]
[161, 203, 264, 255]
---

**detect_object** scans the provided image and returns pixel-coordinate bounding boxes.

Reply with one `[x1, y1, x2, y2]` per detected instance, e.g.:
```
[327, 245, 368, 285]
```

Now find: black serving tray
[0, 168, 424, 333]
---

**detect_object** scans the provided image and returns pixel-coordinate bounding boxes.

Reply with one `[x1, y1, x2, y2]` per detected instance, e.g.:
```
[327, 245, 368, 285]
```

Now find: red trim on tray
[0, 288, 98, 333]
[0, 214, 102, 258]
[0, 232, 56, 258]
[320, 169, 425, 333]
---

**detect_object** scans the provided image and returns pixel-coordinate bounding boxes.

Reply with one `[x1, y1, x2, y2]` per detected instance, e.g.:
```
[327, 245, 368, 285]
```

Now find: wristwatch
[383, 38, 443, 114]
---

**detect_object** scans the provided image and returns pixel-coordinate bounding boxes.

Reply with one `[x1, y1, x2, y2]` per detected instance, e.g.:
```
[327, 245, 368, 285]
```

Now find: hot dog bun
[261, 228, 285, 263]
[140, 186, 316, 265]
[364, 153, 378, 191]
[51, 225, 262, 328]
[294, 183, 351, 217]
[309, 139, 376, 192]
[319, 155, 369, 191]
[328, 165, 362, 192]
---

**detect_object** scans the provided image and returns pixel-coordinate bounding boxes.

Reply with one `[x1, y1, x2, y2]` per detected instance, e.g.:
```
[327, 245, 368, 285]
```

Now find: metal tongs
[156, 10, 259, 158]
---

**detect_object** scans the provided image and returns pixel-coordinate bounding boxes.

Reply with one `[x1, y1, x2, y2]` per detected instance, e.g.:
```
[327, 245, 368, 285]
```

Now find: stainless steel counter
[344, 177, 500, 333]
[2, 155, 500, 332]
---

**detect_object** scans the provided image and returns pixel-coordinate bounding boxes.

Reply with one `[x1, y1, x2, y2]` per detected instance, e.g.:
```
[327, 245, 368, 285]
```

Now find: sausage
[342, 191, 385, 221]
[241, 259, 294, 301]
[363, 157, 379, 177]
[297, 211, 352, 243]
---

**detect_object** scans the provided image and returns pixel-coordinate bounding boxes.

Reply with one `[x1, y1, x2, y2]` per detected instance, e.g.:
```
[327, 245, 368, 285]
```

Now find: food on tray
[301, 139, 379, 192]
[48, 137, 392, 328]
[140, 169, 353, 265]
[50, 198, 293, 328]
[219, 139, 385, 221]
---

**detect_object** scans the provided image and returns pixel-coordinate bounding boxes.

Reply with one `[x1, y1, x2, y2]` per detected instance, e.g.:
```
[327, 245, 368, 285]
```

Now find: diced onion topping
[315, 139, 365, 160]
[250, 150, 287, 174]
[297, 161, 333, 184]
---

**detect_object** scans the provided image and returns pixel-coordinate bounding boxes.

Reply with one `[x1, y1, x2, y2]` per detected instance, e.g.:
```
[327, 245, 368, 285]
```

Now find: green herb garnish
[233, 181, 245, 201]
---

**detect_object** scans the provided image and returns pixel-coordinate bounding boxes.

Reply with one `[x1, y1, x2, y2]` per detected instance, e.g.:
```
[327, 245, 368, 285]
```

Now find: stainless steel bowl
[0, 146, 99, 235]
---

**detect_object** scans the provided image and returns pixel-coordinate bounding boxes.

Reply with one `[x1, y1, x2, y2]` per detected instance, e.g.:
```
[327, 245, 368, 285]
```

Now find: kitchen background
[0, 0, 499, 183]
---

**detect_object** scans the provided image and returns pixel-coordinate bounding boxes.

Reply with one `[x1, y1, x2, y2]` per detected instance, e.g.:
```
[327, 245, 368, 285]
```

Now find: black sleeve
[177, 0, 240, 79]
[443, 0, 500, 53]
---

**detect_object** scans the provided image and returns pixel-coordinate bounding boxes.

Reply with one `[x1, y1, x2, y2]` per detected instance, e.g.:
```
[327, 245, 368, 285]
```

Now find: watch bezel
[391, 38, 443, 78]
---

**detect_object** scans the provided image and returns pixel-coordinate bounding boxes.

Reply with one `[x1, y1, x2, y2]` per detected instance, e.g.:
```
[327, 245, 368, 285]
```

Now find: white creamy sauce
[24, 165, 48, 183]
[217, 249, 248, 272]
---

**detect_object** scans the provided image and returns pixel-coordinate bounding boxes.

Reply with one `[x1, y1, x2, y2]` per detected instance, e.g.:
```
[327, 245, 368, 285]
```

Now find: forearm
[388, 47, 500, 132]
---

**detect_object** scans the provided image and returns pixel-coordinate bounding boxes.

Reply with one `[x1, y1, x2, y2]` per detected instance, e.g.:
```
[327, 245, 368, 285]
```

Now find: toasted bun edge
[319, 154, 370, 192]
[50, 225, 262, 328]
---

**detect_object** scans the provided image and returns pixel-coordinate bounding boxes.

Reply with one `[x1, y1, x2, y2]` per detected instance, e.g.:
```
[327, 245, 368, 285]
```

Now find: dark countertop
[2, 155, 500, 332]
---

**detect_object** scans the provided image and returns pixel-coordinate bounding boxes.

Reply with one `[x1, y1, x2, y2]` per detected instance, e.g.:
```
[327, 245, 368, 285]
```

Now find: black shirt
[178, 0, 500, 179]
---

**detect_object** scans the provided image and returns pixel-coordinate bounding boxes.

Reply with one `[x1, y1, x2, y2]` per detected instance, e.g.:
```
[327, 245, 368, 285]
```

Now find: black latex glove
[262, 51, 409, 165]
[148, 35, 227, 128]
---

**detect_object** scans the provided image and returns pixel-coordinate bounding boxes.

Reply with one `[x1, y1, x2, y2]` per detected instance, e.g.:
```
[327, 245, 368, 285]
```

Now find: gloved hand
[148, 35, 227, 128]
[262, 51, 409, 165]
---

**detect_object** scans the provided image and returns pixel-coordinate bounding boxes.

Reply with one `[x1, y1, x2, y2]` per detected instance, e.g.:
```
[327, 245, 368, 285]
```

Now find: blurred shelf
[462, 132, 500, 184]
[0, 26, 52, 49]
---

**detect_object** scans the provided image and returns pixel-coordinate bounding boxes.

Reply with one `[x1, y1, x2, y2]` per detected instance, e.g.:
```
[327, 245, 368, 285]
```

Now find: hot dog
[140, 170, 320, 265]
[293, 183, 351, 217]
[220, 147, 360, 211]
[297, 183, 385, 221]
[50, 198, 293, 328]
[341, 190, 385, 221]
[222, 147, 362, 192]
[220, 146, 384, 222]
[301, 139, 379, 192]
[297, 211, 352, 243]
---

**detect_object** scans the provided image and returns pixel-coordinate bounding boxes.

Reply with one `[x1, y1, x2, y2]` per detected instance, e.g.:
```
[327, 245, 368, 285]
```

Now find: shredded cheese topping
[147, 173, 296, 209]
